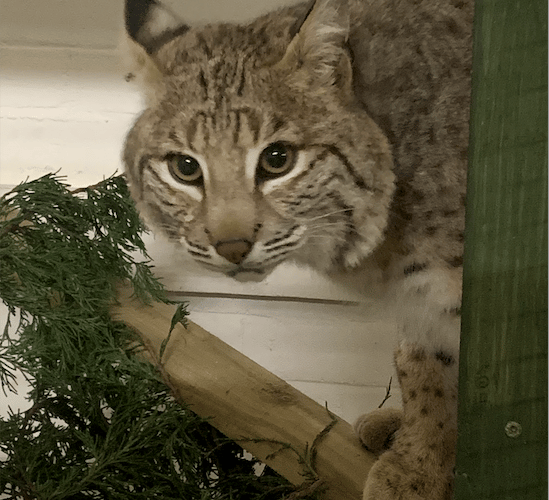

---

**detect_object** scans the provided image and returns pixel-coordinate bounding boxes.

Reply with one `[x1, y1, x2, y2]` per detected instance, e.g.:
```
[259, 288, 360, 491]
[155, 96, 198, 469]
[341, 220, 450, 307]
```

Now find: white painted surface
[0, 0, 400, 428]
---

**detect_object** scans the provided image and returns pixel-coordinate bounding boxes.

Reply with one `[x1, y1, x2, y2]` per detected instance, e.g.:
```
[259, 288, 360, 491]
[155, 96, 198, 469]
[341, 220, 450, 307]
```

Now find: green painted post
[455, 1, 548, 499]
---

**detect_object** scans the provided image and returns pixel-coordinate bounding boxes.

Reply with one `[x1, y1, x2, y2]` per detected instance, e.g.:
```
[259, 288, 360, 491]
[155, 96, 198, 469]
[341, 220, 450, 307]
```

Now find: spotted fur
[122, 1, 473, 498]
[355, 343, 459, 500]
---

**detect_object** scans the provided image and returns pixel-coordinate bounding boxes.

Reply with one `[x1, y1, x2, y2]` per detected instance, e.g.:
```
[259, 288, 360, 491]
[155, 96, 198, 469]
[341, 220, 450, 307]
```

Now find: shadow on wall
[0, 0, 299, 50]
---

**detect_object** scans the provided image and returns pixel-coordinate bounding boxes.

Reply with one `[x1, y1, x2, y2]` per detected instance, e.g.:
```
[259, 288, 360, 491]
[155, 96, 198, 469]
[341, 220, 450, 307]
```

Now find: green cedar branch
[0, 173, 322, 500]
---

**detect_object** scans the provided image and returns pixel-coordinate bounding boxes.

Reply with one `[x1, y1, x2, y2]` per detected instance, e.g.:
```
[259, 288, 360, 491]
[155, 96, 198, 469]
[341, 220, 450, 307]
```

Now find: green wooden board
[455, 1, 548, 499]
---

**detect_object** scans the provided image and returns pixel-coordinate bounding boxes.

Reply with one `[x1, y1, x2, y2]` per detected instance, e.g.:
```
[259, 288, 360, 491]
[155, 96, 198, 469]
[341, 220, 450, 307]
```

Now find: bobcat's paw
[354, 407, 403, 455]
[362, 448, 454, 500]
[361, 342, 458, 500]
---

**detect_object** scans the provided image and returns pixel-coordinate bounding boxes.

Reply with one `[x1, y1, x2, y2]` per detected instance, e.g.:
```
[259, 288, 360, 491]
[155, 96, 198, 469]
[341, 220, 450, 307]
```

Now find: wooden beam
[455, 0, 548, 498]
[112, 284, 375, 500]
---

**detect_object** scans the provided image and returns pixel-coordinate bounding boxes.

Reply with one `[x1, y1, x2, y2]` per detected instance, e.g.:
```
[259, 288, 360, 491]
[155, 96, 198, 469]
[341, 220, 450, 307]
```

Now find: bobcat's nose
[214, 239, 252, 264]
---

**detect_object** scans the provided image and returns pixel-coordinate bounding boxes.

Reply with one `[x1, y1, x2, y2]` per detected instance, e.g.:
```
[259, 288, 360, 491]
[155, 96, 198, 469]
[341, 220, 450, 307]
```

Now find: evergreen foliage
[0, 174, 321, 499]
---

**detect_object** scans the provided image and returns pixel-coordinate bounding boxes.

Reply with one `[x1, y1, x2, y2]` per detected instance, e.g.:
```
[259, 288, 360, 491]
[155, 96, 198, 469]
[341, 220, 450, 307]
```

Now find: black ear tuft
[125, 0, 157, 46]
[124, 0, 189, 55]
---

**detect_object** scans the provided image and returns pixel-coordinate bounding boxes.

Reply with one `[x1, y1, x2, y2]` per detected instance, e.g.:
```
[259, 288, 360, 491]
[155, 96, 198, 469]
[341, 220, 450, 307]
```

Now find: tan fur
[356, 343, 459, 499]
[119, 35, 164, 105]
[122, 0, 473, 498]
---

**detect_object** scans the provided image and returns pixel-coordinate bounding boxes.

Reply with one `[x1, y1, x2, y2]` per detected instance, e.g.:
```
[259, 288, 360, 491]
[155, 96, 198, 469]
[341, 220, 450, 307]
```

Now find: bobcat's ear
[122, 0, 189, 102]
[278, 0, 352, 96]
[125, 0, 189, 55]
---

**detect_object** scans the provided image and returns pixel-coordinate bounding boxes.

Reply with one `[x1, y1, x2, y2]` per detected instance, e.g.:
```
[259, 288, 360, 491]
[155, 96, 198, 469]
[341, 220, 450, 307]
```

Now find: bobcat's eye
[167, 153, 203, 184]
[257, 142, 297, 181]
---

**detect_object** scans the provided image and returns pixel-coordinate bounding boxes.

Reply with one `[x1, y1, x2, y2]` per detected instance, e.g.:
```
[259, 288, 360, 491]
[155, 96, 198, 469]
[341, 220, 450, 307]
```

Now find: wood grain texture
[112, 284, 375, 500]
[455, 0, 548, 498]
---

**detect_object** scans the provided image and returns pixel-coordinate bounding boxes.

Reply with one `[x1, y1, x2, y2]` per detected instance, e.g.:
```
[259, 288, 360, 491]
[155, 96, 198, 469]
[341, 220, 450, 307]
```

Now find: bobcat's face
[123, 1, 395, 278]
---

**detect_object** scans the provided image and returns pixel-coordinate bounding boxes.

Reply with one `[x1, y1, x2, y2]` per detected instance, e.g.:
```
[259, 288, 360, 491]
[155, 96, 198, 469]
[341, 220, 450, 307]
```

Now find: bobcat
[122, 0, 473, 498]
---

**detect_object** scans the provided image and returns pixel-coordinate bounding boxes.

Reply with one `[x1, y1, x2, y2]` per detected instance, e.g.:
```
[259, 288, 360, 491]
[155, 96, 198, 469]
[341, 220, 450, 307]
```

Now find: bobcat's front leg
[358, 342, 458, 500]
[356, 266, 462, 499]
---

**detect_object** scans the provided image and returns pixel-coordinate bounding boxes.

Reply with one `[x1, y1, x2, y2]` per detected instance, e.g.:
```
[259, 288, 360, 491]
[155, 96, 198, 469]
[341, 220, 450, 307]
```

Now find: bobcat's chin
[227, 267, 271, 282]
[193, 258, 276, 282]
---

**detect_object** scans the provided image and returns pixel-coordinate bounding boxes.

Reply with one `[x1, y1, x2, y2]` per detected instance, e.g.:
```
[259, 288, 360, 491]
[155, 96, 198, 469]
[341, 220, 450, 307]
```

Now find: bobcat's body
[123, 1, 473, 498]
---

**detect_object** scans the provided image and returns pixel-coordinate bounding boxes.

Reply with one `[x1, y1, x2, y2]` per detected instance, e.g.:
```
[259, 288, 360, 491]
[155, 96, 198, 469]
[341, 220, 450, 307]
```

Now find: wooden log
[112, 284, 375, 500]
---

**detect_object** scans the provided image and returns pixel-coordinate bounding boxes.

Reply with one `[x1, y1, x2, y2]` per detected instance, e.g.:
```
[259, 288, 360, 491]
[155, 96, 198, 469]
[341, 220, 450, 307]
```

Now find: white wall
[0, 0, 400, 426]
